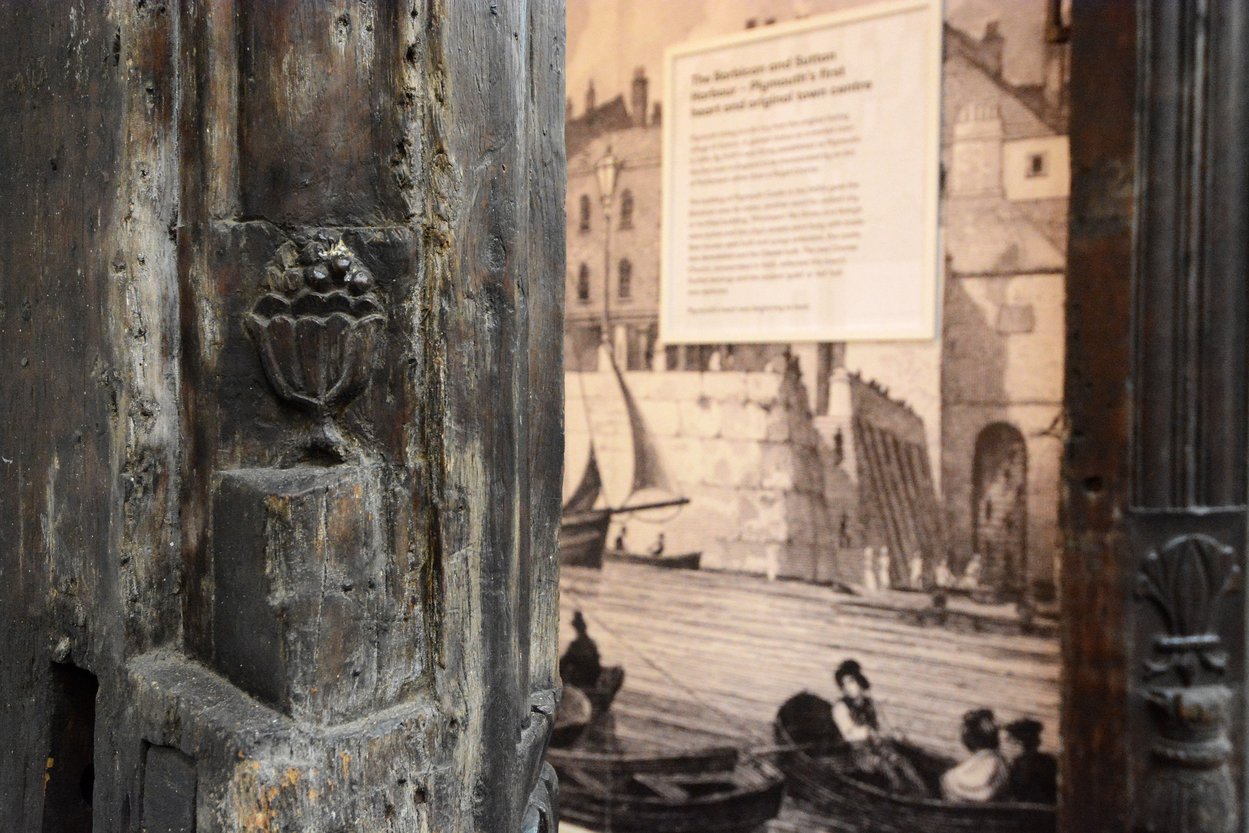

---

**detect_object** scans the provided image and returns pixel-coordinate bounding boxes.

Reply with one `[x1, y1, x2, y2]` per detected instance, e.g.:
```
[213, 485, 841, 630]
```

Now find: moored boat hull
[560, 509, 613, 568]
[554, 757, 785, 833]
[605, 550, 702, 570]
[547, 744, 739, 776]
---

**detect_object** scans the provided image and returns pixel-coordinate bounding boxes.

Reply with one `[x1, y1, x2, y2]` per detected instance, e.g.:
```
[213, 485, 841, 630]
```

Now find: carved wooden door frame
[1064, 3, 1248, 831]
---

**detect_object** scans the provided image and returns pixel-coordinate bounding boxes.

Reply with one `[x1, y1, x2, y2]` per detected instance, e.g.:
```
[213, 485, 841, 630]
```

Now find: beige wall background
[568, 0, 1052, 115]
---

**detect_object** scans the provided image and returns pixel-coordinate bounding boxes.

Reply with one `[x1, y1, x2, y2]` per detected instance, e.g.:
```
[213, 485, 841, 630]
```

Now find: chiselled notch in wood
[139, 745, 197, 833]
[42, 663, 98, 833]
[244, 235, 386, 462]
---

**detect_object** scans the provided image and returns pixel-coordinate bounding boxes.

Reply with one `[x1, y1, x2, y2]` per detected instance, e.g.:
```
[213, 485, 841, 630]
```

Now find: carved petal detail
[1136, 534, 1240, 686]
[245, 239, 386, 422]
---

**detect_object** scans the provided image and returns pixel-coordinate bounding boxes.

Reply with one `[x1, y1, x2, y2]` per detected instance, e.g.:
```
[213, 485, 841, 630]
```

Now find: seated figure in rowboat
[1002, 718, 1057, 804]
[831, 659, 928, 798]
[941, 709, 1009, 802]
[560, 611, 626, 721]
[560, 611, 602, 690]
[772, 689, 1057, 832]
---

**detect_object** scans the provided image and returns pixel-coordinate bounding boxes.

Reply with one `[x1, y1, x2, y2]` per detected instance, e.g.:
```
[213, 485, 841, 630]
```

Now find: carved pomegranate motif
[245, 237, 385, 458]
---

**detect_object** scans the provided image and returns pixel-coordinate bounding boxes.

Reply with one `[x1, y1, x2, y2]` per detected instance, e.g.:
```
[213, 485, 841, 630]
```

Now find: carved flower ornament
[245, 238, 385, 458]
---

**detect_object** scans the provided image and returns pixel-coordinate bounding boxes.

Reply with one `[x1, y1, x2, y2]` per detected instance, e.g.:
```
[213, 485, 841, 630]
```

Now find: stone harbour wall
[568, 369, 835, 579]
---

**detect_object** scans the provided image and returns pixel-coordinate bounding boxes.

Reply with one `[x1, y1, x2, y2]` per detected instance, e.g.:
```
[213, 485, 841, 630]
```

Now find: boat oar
[747, 741, 818, 756]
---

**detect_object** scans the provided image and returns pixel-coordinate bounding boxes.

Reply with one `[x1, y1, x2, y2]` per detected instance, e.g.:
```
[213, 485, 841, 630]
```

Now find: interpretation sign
[660, 0, 942, 344]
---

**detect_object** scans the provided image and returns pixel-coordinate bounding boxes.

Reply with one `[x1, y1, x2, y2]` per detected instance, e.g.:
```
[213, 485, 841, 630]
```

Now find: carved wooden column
[1128, 3, 1249, 830]
[0, 3, 565, 832]
[1067, 2, 1249, 832]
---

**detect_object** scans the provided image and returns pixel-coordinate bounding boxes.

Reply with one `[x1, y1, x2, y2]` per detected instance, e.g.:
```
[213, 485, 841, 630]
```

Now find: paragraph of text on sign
[662, 2, 941, 343]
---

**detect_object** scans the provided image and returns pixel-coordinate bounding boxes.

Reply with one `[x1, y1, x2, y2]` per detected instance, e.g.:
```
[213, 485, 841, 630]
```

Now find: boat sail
[560, 345, 689, 568]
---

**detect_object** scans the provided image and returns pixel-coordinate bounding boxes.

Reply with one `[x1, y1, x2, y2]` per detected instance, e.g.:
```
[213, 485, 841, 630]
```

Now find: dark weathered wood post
[0, 2, 565, 831]
[1065, 2, 1248, 832]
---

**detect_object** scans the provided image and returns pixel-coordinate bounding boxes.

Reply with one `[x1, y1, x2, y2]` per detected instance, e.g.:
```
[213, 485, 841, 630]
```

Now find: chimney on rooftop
[585, 79, 596, 115]
[1043, 0, 1071, 116]
[950, 101, 1004, 197]
[981, 21, 1004, 78]
[631, 67, 649, 127]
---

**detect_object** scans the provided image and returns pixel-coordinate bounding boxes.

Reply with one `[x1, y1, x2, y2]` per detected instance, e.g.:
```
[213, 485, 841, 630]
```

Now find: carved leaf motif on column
[1134, 533, 1241, 833]
[1136, 534, 1240, 685]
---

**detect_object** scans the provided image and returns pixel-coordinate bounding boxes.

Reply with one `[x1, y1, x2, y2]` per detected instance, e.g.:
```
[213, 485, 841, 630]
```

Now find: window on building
[577, 263, 590, 302]
[1026, 152, 1048, 178]
[618, 259, 632, 299]
[579, 194, 591, 232]
[619, 189, 634, 229]
[664, 345, 681, 370]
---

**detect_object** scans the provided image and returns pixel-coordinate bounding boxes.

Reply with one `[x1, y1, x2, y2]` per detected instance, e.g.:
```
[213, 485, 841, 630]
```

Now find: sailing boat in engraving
[560, 344, 690, 568]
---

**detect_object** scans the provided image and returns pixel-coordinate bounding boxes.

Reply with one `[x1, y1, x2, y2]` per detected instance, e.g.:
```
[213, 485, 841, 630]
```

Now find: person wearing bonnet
[941, 708, 1009, 802]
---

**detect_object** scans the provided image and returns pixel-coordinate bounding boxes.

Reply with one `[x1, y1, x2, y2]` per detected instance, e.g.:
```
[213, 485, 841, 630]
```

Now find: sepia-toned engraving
[551, 3, 1067, 831]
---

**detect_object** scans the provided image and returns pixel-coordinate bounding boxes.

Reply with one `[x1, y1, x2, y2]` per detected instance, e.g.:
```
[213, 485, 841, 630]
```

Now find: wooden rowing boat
[552, 752, 785, 833]
[604, 549, 702, 570]
[546, 744, 739, 776]
[773, 692, 1055, 833]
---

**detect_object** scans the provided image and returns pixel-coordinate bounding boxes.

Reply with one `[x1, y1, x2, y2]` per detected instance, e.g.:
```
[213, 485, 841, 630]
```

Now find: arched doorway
[972, 422, 1027, 600]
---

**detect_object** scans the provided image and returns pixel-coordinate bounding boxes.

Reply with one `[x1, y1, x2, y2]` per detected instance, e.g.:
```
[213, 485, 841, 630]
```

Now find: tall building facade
[566, 70, 662, 372]
[940, 21, 1069, 602]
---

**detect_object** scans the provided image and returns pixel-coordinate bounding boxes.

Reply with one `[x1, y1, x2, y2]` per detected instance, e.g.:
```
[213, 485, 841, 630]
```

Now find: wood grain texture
[526, 0, 569, 699]
[237, 0, 409, 225]
[1067, 3, 1249, 831]
[1063, 4, 1137, 829]
[0, 0, 182, 826]
[0, 1, 566, 830]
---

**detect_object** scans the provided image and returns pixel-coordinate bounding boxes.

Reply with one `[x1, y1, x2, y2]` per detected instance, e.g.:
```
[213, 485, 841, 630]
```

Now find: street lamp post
[595, 146, 621, 363]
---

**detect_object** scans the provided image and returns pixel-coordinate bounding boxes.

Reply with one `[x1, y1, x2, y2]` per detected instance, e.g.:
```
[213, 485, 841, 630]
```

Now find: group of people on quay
[831, 658, 1057, 805]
